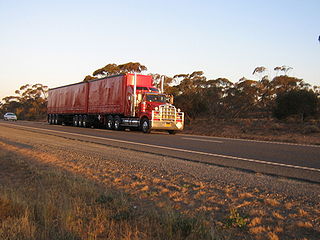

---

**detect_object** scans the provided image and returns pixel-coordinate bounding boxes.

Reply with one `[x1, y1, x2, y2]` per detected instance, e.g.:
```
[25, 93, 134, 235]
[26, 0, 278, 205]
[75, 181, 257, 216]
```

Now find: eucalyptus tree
[1, 84, 48, 120]
[92, 62, 147, 78]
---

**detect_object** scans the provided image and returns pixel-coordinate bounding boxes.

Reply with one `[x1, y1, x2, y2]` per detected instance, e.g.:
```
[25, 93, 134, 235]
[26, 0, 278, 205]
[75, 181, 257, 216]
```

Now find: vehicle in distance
[47, 73, 184, 134]
[3, 112, 17, 121]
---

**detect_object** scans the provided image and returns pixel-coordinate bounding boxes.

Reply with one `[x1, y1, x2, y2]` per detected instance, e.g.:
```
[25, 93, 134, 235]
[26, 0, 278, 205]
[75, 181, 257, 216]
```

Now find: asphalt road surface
[1, 120, 319, 183]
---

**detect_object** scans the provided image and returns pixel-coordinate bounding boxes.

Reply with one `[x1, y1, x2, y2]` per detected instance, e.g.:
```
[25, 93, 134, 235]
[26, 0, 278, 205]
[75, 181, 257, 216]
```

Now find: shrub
[273, 90, 318, 121]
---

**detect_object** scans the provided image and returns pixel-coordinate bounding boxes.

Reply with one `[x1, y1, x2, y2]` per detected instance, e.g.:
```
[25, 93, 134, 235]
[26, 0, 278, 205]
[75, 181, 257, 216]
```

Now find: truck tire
[114, 115, 122, 131]
[141, 118, 151, 133]
[168, 130, 176, 135]
[106, 115, 114, 130]
[56, 114, 61, 125]
[78, 115, 83, 127]
[82, 115, 88, 128]
[73, 115, 78, 127]
[48, 114, 52, 124]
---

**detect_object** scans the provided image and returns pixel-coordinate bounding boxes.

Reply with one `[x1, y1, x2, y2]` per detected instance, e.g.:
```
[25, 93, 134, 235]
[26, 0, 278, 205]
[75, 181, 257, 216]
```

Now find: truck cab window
[146, 94, 166, 103]
[137, 87, 148, 91]
[149, 87, 159, 92]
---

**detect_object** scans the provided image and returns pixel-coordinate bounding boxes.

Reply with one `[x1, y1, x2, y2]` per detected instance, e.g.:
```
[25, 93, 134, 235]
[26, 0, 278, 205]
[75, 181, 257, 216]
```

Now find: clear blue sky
[0, 0, 319, 100]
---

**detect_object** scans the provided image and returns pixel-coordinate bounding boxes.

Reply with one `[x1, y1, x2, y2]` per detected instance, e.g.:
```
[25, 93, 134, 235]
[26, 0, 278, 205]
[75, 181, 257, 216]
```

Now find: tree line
[162, 68, 319, 121]
[0, 84, 48, 120]
[1, 62, 319, 121]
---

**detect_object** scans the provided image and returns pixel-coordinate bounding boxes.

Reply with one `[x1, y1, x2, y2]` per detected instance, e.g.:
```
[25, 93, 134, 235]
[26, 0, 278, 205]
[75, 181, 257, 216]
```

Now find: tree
[274, 65, 293, 76]
[150, 74, 177, 94]
[92, 62, 147, 78]
[1, 84, 48, 120]
[200, 78, 232, 118]
[118, 62, 147, 73]
[171, 71, 210, 119]
[173, 71, 207, 95]
[270, 75, 303, 94]
[273, 89, 318, 121]
[83, 75, 98, 81]
[253, 66, 267, 75]
[221, 78, 261, 118]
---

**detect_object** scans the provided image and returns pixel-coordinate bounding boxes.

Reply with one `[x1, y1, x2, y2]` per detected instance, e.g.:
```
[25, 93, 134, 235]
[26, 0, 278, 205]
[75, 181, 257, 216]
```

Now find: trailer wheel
[48, 114, 52, 124]
[168, 130, 176, 135]
[82, 115, 88, 128]
[106, 115, 114, 130]
[78, 115, 83, 127]
[141, 118, 151, 134]
[73, 115, 78, 127]
[54, 114, 58, 125]
[114, 115, 122, 131]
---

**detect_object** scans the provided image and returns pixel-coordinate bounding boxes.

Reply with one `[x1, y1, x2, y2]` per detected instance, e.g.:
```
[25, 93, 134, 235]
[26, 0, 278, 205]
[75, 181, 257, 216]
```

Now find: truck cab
[136, 92, 184, 134]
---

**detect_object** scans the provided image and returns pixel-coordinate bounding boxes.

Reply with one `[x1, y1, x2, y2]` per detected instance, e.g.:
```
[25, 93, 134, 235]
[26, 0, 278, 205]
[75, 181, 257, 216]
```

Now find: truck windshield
[146, 94, 167, 103]
[149, 87, 159, 92]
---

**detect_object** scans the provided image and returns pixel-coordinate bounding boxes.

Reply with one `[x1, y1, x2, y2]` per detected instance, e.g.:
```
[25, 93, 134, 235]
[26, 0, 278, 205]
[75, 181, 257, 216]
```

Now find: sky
[0, 0, 319, 100]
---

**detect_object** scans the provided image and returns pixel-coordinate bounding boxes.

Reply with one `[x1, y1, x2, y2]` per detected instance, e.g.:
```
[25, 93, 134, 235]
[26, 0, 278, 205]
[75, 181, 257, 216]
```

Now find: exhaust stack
[161, 75, 164, 93]
[133, 73, 137, 117]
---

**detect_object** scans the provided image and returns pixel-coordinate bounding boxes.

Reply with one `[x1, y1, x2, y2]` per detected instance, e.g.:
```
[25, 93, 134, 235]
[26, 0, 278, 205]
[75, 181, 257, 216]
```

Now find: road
[1, 120, 319, 183]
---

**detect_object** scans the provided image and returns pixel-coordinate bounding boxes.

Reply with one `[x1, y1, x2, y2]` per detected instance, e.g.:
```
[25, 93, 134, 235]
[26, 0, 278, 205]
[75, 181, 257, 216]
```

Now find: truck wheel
[106, 115, 114, 130]
[141, 118, 151, 133]
[114, 116, 122, 131]
[168, 130, 176, 135]
[73, 115, 78, 127]
[54, 114, 58, 125]
[82, 115, 88, 128]
[78, 115, 83, 127]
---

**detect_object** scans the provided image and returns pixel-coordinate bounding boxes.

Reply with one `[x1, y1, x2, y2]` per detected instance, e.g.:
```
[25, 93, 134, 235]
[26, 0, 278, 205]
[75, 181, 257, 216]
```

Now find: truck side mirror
[166, 95, 173, 104]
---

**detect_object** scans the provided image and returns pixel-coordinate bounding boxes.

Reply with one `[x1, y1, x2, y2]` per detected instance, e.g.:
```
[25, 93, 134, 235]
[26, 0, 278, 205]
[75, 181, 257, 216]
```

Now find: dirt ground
[0, 124, 320, 239]
[183, 118, 320, 146]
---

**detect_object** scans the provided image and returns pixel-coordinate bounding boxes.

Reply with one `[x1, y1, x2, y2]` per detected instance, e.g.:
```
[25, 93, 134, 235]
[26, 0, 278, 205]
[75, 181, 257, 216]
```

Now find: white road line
[181, 137, 223, 143]
[1, 123, 320, 173]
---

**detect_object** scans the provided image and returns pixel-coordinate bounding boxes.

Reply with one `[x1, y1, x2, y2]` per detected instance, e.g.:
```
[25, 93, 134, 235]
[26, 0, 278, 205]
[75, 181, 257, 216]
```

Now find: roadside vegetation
[0, 146, 212, 240]
[0, 83, 48, 120]
[0, 125, 319, 239]
[183, 118, 320, 145]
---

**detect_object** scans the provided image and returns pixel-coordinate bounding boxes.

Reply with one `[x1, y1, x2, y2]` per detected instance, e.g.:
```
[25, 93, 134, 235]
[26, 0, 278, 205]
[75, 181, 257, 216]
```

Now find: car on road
[4, 112, 17, 121]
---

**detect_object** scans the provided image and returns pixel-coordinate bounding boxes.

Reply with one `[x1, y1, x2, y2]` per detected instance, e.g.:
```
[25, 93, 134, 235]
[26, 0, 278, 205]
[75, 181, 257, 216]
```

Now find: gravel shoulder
[0, 124, 319, 239]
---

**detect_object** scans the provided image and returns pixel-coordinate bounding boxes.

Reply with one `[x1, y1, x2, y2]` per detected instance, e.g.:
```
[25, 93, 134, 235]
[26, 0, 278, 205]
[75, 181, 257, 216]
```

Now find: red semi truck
[47, 73, 184, 134]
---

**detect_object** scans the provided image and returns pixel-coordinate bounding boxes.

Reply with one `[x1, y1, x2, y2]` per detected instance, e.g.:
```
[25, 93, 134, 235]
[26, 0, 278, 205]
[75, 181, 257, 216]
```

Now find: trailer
[47, 73, 184, 134]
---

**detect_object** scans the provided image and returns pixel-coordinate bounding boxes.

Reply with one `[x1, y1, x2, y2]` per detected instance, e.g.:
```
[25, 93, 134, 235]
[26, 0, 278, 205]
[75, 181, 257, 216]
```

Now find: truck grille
[151, 104, 184, 130]
[159, 104, 176, 121]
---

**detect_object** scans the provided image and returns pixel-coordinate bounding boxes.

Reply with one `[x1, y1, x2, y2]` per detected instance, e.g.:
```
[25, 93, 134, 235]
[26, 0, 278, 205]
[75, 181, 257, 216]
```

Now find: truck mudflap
[150, 104, 184, 131]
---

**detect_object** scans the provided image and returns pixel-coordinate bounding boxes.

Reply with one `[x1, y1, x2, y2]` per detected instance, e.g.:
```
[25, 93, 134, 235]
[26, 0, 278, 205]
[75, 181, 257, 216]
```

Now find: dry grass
[264, 198, 280, 207]
[183, 118, 320, 145]
[0, 147, 213, 240]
